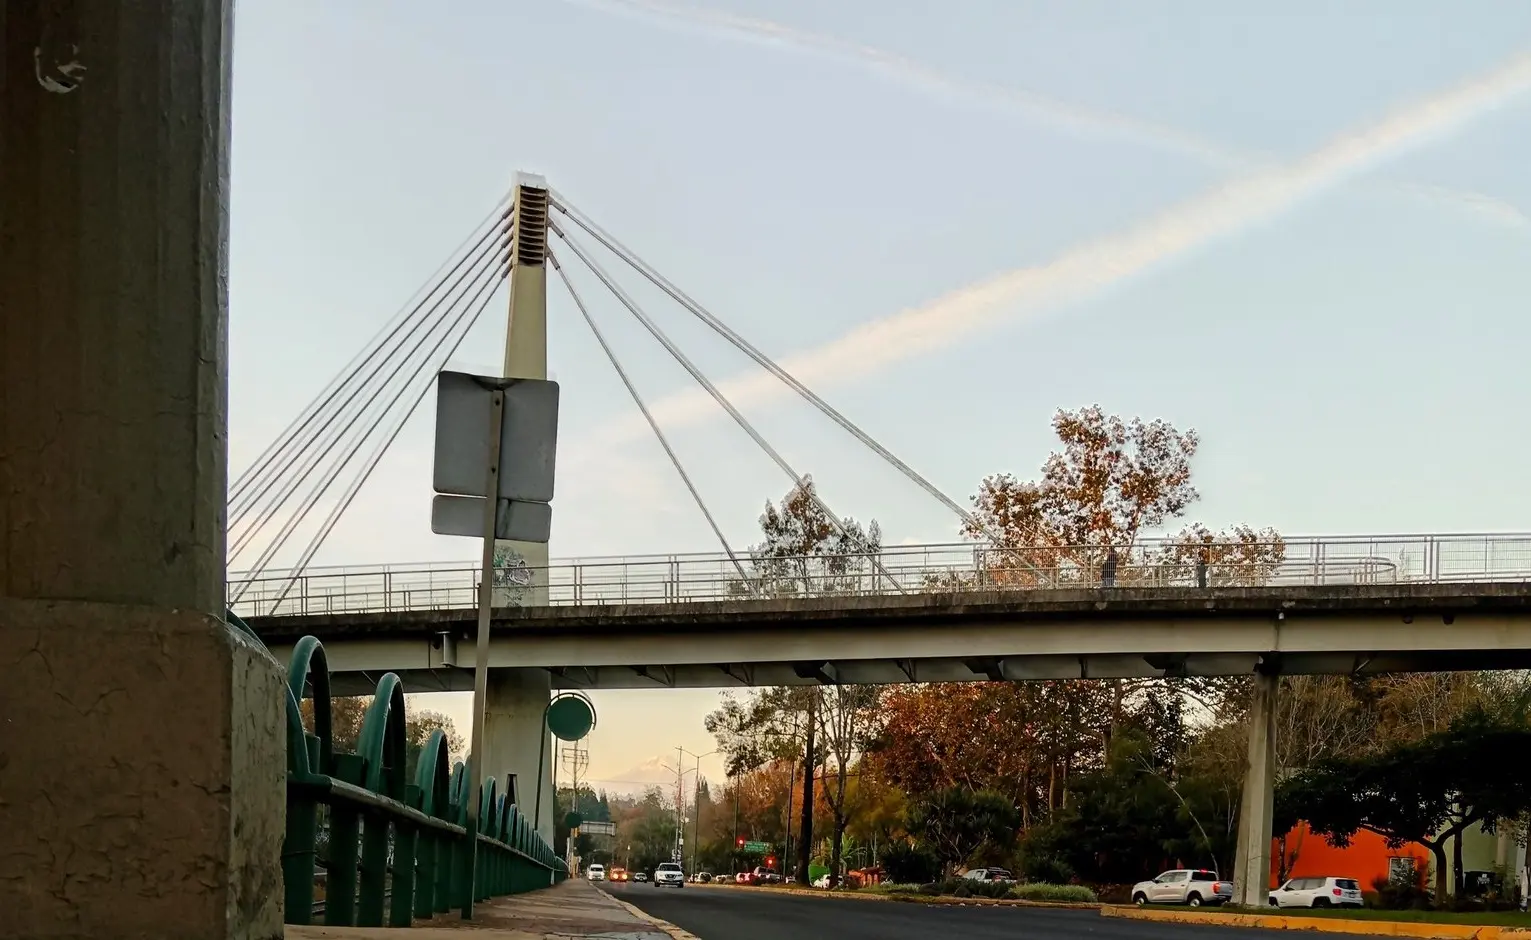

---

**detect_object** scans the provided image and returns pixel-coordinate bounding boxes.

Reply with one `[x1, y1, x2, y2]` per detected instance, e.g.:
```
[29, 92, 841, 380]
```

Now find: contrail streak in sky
[559, 0, 1529, 230]
[567, 49, 1531, 451]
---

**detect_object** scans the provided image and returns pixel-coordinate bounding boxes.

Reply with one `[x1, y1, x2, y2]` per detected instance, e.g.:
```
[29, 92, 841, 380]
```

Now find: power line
[547, 248, 753, 591]
[551, 221, 903, 594]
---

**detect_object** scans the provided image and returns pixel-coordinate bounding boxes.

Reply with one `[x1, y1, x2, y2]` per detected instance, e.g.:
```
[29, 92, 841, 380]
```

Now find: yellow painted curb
[1102, 905, 1531, 939]
[695, 881, 1098, 910]
[597, 888, 703, 940]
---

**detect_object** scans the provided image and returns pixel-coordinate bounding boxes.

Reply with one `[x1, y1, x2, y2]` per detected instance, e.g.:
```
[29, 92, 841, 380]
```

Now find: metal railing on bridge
[223, 612, 568, 927]
[227, 532, 1531, 619]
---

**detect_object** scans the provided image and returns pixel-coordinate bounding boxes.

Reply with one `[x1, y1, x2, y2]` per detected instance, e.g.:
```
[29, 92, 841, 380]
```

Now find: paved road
[604, 883, 1391, 940]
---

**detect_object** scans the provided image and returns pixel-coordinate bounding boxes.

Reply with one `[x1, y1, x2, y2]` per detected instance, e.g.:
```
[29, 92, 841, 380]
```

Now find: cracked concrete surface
[0, 599, 286, 939]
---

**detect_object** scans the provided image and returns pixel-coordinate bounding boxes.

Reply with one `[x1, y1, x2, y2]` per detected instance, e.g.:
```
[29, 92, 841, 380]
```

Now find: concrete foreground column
[0, 4, 286, 938]
[1233, 667, 1279, 907]
[484, 669, 555, 843]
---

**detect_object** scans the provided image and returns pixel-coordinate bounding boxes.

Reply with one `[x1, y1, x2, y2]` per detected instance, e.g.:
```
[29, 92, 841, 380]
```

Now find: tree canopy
[1277, 706, 1531, 902]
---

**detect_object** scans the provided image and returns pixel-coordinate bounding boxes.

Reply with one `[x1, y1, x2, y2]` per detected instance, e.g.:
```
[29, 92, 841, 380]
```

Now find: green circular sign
[547, 694, 595, 742]
[564, 811, 583, 829]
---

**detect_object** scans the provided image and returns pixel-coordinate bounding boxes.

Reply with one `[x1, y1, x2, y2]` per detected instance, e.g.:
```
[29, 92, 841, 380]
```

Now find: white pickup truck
[1131, 869, 1233, 907]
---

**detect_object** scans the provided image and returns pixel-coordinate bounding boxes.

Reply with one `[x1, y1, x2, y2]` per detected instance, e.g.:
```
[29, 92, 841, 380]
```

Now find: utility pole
[674, 745, 686, 862]
[784, 758, 795, 876]
[691, 753, 702, 874]
[797, 693, 818, 885]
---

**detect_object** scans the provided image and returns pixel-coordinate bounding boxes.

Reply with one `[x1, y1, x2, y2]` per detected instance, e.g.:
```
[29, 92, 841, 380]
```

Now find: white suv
[1269, 876, 1362, 908]
[654, 862, 685, 888]
[586, 864, 605, 881]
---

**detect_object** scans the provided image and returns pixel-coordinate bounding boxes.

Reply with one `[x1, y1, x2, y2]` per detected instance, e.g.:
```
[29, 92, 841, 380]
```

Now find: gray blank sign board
[430, 495, 553, 542]
[432, 371, 559, 502]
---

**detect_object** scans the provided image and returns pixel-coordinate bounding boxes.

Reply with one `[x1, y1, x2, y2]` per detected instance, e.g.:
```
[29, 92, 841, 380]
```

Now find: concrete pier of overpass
[2, 5, 285, 937]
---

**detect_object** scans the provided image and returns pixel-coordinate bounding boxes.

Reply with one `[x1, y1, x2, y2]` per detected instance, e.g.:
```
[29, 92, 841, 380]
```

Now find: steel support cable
[228, 228, 510, 558]
[232, 256, 507, 602]
[551, 222, 905, 595]
[231, 248, 507, 583]
[229, 212, 510, 531]
[550, 195, 1051, 573]
[229, 243, 509, 580]
[231, 195, 512, 509]
[258, 261, 511, 612]
[228, 243, 508, 570]
[230, 194, 510, 510]
[230, 206, 511, 526]
[547, 249, 753, 592]
[228, 215, 511, 544]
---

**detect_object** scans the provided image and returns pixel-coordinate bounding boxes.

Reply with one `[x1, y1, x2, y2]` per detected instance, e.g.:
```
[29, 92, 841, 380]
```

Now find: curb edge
[598, 888, 703, 940]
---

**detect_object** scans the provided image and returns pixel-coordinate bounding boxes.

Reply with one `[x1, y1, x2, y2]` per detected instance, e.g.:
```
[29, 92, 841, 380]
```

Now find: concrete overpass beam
[1233, 663, 1280, 906]
[0, 4, 285, 937]
[484, 668, 554, 843]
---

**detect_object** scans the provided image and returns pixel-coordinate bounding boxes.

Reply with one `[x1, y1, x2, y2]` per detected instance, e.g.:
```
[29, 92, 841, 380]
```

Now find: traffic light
[736, 837, 745, 847]
[766, 855, 775, 867]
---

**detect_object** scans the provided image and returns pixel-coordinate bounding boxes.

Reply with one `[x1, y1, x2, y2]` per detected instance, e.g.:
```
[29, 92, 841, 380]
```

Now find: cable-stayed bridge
[224, 175, 1531, 617]
[226, 175, 1004, 611]
[225, 173, 1531, 907]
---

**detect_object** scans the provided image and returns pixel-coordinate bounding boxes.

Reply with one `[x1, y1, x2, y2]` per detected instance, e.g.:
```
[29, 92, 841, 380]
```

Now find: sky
[228, 1, 1531, 790]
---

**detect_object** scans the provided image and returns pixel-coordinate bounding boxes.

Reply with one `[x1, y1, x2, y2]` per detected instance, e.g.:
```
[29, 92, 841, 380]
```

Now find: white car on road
[1131, 869, 1233, 907]
[654, 862, 686, 888]
[586, 864, 605, 882]
[1269, 876, 1363, 908]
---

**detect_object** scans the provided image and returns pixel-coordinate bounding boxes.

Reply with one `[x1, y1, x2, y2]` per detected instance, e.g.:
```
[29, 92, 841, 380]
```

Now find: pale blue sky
[228, 1, 1531, 785]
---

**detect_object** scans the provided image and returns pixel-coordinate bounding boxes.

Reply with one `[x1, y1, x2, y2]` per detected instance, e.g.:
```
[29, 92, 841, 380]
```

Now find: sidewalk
[286, 879, 685, 940]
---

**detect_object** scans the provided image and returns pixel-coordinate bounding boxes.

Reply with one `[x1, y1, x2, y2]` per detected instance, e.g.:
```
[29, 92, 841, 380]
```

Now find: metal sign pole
[462, 388, 506, 918]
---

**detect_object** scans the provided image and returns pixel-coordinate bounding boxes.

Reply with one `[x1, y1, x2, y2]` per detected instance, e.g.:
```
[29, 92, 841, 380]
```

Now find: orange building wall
[1271, 823, 1431, 891]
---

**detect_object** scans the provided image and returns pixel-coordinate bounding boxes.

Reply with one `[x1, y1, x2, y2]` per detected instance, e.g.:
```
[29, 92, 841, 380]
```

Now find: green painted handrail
[246, 621, 567, 929]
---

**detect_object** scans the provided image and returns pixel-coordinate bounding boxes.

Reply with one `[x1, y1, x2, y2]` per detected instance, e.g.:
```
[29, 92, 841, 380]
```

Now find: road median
[1102, 905, 1531, 939]
[694, 881, 1098, 910]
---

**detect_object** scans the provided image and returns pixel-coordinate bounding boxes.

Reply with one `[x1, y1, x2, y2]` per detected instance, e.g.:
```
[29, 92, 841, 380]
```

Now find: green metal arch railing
[224, 611, 569, 927]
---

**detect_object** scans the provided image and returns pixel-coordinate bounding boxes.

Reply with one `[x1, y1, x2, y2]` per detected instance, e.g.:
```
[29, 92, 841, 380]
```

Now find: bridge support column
[495, 173, 552, 605]
[1233, 666, 1279, 907]
[485, 669, 555, 844]
[0, 4, 286, 938]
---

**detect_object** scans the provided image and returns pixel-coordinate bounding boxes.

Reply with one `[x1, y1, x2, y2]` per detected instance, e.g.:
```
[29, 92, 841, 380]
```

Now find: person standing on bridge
[1196, 549, 1210, 589]
[1101, 547, 1119, 588]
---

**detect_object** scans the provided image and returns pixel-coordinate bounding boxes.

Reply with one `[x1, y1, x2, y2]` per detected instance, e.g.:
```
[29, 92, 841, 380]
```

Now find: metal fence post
[415, 829, 439, 918]
[325, 806, 361, 925]
[389, 821, 418, 927]
[282, 790, 319, 925]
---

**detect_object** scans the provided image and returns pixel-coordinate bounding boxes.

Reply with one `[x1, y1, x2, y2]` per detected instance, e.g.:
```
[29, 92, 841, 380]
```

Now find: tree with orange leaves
[918, 406, 1285, 768]
[961, 405, 1283, 588]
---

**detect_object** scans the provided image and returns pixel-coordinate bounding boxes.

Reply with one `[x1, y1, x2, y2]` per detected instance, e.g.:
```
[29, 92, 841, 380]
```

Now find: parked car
[1130, 869, 1233, 907]
[963, 867, 1015, 884]
[1269, 876, 1363, 908]
[752, 866, 782, 885]
[713, 873, 731, 884]
[654, 862, 686, 888]
[586, 864, 606, 882]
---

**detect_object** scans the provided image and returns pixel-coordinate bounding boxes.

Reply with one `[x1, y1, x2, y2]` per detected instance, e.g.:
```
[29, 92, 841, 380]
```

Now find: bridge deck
[251, 582, 1531, 691]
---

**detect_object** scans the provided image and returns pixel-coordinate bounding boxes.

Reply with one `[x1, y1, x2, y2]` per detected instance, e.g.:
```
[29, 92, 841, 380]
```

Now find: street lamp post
[678, 747, 719, 874]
